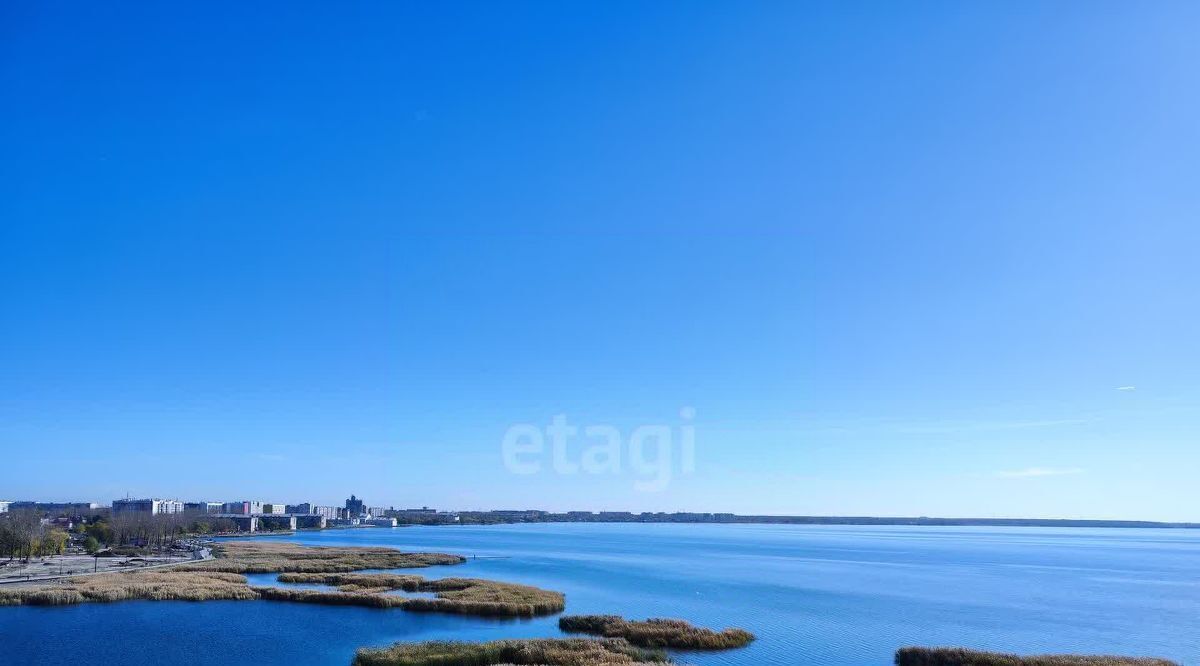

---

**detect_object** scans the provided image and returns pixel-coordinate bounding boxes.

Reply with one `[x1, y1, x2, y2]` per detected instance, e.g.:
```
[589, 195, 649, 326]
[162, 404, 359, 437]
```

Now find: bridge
[211, 514, 326, 532]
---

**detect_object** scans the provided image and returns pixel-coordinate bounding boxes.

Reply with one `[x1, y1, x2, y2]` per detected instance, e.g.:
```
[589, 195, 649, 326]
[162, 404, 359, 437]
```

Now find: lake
[3, 523, 1198, 665]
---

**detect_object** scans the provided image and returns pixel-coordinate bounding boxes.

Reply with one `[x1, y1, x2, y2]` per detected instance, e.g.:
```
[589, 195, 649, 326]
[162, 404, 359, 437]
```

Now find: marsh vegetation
[895, 648, 1179, 666]
[177, 541, 464, 574]
[272, 572, 565, 616]
[0, 571, 256, 605]
[558, 614, 754, 650]
[352, 638, 670, 666]
[0, 542, 562, 617]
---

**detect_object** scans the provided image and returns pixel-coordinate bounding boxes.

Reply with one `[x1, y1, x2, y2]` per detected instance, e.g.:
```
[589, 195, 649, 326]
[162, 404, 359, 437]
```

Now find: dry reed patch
[0, 545, 560, 619]
[353, 638, 670, 666]
[558, 615, 754, 650]
[268, 572, 565, 616]
[277, 572, 425, 591]
[895, 648, 1179, 666]
[0, 571, 255, 606]
[253, 586, 405, 608]
[176, 541, 465, 574]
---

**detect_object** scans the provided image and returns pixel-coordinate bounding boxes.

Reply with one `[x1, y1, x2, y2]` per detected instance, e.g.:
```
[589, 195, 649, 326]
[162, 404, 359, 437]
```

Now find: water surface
[3, 523, 1197, 665]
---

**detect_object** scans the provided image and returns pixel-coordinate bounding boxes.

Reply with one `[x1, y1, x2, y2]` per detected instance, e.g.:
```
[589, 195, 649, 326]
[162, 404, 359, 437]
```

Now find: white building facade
[112, 498, 185, 515]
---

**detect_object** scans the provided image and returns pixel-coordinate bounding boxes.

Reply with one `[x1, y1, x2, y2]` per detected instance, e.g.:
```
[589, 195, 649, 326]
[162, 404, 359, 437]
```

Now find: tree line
[0, 510, 69, 561]
[0, 509, 271, 561]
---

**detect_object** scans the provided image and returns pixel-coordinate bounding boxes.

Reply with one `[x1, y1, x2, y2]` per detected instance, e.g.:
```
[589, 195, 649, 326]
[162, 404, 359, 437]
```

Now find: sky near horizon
[2, 3, 1198, 521]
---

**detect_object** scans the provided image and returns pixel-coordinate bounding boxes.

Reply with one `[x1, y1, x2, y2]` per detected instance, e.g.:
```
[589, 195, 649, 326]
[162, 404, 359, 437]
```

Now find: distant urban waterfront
[3, 523, 1197, 665]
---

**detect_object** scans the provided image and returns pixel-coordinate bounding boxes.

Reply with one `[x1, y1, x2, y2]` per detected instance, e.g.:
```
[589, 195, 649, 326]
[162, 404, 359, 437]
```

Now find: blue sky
[2, 2, 1197, 520]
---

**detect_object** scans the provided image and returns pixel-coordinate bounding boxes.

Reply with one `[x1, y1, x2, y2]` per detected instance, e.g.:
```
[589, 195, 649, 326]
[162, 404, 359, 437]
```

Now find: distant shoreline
[397, 512, 1200, 529]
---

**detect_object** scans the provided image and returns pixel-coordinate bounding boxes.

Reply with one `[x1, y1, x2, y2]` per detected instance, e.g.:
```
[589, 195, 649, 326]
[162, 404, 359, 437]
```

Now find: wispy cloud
[1116, 386, 1136, 391]
[995, 467, 1085, 478]
[891, 419, 1090, 435]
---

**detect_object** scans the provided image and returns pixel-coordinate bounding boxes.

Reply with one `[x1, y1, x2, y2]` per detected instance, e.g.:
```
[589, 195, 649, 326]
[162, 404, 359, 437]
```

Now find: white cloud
[1116, 386, 1136, 391]
[892, 418, 1089, 435]
[995, 467, 1085, 478]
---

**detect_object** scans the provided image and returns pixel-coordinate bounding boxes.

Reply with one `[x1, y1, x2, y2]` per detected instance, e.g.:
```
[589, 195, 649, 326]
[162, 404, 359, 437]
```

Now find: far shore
[324, 516, 1200, 530]
[200, 516, 1200, 543]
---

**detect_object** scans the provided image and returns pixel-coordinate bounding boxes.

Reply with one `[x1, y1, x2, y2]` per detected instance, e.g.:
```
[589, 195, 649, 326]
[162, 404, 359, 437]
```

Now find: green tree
[42, 529, 69, 556]
[85, 521, 112, 545]
[84, 536, 101, 555]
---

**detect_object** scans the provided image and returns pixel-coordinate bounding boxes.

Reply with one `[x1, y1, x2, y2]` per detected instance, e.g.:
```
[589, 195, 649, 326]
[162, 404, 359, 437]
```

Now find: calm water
[3, 524, 1199, 665]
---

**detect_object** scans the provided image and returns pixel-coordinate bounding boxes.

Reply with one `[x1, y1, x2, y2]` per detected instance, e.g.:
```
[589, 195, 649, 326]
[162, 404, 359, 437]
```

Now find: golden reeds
[265, 572, 565, 616]
[0, 571, 255, 606]
[558, 615, 754, 650]
[176, 541, 465, 574]
[352, 638, 671, 666]
[0, 548, 563, 618]
[894, 648, 1179, 666]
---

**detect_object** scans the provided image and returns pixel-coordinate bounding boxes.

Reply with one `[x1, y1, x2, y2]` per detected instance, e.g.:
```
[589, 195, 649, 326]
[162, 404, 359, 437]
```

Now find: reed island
[0, 540, 563, 616]
[894, 648, 1179, 666]
[558, 614, 755, 649]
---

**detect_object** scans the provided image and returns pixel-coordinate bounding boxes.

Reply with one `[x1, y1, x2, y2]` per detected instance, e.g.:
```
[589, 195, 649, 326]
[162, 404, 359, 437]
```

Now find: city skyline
[6, 496, 1199, 529]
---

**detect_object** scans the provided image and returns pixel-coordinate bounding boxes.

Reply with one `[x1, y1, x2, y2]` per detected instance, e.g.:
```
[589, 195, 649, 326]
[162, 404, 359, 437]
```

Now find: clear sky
[2, 3, 1197, 520]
